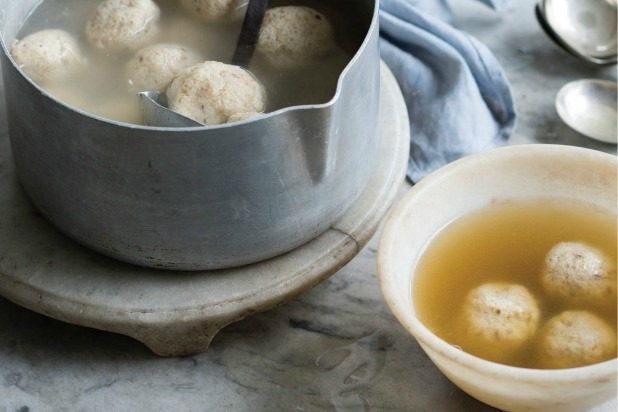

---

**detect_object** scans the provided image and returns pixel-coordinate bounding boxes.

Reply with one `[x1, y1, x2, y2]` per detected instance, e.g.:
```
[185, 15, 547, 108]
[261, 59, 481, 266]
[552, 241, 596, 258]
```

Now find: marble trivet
[0, 62, 410, 357]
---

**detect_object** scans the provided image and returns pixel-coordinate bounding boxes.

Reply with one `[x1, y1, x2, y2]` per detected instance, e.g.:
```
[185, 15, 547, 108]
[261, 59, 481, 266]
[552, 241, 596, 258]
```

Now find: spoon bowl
[556, 79, 618, 144]
[536, 0, 617, 66]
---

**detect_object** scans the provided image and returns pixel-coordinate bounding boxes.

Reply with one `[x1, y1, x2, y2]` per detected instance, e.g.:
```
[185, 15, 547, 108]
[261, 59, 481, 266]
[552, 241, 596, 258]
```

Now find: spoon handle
[232, 0, 269, 67]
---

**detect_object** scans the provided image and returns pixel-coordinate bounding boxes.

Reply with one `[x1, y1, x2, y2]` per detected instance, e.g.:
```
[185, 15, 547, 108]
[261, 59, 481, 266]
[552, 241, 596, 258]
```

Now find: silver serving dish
[0, 0, 381, 270]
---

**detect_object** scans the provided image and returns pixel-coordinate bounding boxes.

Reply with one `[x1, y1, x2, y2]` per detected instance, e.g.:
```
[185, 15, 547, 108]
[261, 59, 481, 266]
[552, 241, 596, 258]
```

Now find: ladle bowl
[139, 0, 269, 127]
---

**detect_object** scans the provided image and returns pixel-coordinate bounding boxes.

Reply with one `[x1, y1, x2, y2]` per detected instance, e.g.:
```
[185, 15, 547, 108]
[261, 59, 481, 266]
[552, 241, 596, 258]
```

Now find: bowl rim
[378, 144, 618, 382]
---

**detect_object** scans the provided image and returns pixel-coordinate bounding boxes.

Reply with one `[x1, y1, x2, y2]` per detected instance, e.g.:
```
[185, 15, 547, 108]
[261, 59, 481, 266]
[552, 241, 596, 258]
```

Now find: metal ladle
[556, 79, 617, 144]
[536, 0, 617, 66]
[138, 0, 268, 127]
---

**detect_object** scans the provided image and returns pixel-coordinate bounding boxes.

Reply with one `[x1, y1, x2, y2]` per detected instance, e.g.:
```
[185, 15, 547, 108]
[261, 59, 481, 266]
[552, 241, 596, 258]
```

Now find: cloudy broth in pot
[15, 0, 356, 125]
[413, 199, 617, 369]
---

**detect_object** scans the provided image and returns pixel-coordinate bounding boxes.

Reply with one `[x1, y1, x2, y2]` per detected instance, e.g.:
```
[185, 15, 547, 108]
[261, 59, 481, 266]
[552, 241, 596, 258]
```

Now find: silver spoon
[536, 0, 617, 66]
[138, 0, 268, 127]
[556, 79, 617, 144]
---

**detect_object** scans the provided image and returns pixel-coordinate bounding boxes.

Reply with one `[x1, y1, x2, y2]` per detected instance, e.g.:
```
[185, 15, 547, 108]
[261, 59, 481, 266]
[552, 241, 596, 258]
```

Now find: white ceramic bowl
[378, 145, 617, 412]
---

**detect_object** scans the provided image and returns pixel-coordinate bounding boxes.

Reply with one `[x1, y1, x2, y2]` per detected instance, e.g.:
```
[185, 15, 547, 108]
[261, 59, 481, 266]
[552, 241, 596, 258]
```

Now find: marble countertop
[1, 0, 616, 411]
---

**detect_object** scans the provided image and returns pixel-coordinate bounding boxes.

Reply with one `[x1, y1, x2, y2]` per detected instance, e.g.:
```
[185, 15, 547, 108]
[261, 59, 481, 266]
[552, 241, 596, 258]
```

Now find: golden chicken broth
[413, 199, 617, 369]
[17, 0, 356, 124]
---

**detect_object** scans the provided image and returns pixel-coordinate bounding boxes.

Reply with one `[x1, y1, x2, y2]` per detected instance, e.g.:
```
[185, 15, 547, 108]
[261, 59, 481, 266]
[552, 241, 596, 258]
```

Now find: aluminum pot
[0, 0, 380, 270]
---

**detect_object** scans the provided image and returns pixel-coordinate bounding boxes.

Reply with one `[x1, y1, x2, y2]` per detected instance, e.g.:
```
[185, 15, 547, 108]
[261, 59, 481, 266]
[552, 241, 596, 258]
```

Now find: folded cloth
[379, 0, 517, 183]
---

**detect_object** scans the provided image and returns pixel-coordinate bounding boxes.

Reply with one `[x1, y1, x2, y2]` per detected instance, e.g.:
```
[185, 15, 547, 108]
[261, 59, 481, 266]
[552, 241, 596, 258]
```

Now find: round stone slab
[0, 63, 409, 356]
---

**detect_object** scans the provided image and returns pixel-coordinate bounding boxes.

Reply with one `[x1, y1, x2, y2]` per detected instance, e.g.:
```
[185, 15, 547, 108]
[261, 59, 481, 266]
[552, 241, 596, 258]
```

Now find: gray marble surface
[1, 0, 616, 411]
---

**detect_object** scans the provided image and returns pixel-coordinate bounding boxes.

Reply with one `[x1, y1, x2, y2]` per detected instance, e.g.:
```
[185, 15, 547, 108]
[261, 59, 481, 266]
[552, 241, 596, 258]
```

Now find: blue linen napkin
[379, 0, 517, 182]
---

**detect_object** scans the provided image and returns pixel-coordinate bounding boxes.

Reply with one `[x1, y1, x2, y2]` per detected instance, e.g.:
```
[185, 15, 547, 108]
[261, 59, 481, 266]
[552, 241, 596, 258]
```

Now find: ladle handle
[232, 0, 268, 67]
